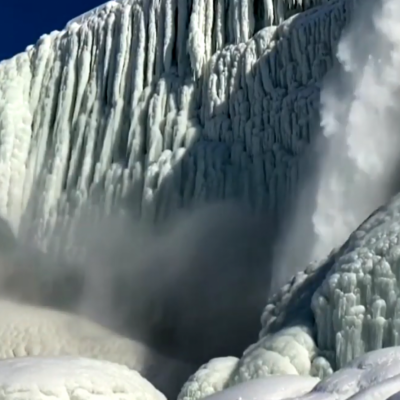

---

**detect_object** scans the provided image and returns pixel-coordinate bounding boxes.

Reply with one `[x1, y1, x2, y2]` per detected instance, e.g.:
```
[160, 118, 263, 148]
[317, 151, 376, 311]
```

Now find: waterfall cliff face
[0, 0, 347, 260]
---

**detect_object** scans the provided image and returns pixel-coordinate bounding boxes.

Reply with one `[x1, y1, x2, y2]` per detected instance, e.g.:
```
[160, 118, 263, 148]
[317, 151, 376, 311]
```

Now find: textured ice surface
[313, 194, 400, 368]
[181, 192, 400, 397]
[199, 376, 320, 400]
[0, 0, 355, 257]
[191, 348, 400, 400]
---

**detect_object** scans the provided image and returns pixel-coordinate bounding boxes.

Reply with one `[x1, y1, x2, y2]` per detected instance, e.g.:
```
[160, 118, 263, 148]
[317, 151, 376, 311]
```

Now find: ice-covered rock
[190, 348, 400, 400]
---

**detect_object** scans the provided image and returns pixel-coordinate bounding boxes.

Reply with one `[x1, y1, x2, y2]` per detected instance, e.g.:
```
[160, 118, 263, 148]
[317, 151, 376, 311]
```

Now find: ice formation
[193, 193, 400, 397]
[191, 348, 400, 400]
[0, 0, 348, 256]
[2, 0, 400, 399]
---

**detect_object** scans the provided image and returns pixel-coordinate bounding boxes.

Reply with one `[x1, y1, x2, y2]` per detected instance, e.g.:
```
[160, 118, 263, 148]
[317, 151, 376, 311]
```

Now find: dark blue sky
[1, 0, 103, 62]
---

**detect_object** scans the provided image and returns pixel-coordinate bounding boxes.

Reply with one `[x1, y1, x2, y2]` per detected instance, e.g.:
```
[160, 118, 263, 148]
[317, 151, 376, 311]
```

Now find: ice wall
[0, 0, 352, 261]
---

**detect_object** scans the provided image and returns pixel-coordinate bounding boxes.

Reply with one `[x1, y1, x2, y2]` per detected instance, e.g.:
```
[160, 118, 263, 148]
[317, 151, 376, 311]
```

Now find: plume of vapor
[310, 0, 400, 260]
[273, 0, 400, 281]
[0, 201, 275, 366]
[73, 202, 275, 364]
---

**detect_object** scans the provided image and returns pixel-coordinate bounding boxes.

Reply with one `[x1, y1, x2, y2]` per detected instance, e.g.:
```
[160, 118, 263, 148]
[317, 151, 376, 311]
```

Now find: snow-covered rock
[190, 348, 400, 400]
[183, 193, 400, 395]
[0, 299, 195, 398]
[0, 356, 166, 400]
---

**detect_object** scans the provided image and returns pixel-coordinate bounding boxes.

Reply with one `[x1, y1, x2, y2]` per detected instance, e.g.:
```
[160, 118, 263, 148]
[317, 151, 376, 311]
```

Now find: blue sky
[1, 0, 103, 61]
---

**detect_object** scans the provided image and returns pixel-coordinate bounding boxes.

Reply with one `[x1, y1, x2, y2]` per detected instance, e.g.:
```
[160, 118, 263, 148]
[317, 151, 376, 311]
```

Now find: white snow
[199, 348, 400, 400]
[0, 356, 166, 400]
[200, 376, 320, 400]
[0, 300, 194, 397]
[178, 357, 240, 400]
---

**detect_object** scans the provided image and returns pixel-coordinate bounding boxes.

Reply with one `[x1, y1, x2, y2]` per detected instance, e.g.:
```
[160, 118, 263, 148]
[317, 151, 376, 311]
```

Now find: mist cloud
[310, 0, 400, 259]
[274, 0, 400, 278]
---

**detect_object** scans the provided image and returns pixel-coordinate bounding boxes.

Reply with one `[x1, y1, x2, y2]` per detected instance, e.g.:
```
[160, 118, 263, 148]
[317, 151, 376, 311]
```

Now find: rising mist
[310, 0, 400, 260]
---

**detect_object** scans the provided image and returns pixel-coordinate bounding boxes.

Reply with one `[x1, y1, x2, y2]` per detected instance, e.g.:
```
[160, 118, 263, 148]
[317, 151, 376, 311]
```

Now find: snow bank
[0, 356, 166, 400]
[0, 299, 195, 397]
[185, 348, 400, 400]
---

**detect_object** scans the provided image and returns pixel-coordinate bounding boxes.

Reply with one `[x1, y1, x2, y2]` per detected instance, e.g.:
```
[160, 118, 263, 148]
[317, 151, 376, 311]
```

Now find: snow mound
[228, 326, 320, 384]
[200, 348, 400, 400]
[0, 299, 195, 397]
[202, 376, 320, 400]
[0, 356, 166, 400]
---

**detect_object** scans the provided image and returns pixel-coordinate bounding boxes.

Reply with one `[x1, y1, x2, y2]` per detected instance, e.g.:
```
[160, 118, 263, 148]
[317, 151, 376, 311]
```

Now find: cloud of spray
[73, 202, 276, 365]
[274, 0, 400, 277]
[0, 201, 275, 367]
[310, 0, 400, 259]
